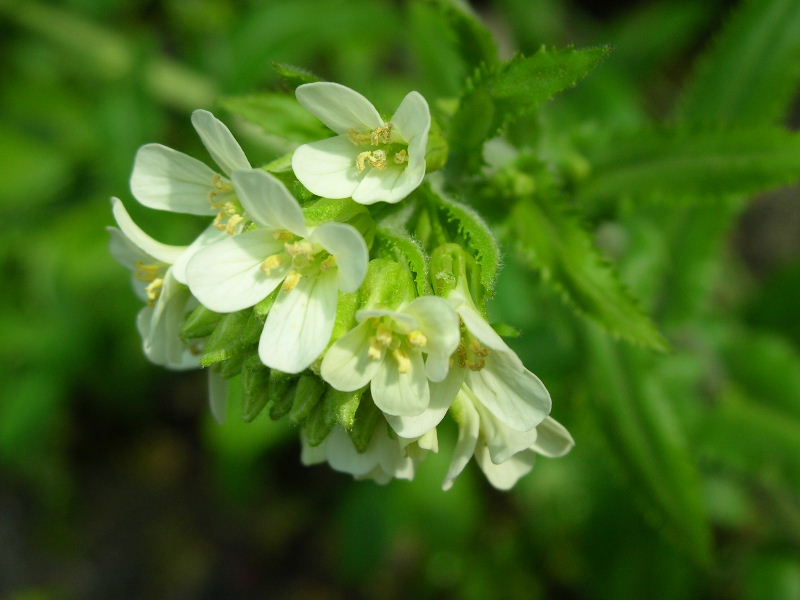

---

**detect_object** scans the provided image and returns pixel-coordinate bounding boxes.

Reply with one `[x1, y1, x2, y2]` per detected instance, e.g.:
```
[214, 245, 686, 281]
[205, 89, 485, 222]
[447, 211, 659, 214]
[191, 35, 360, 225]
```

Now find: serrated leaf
[289, 373, 326, 424]
[423, 181, 501, 306]
[220, 93, 328, 144]
[420, 0, 499, 70]
[376, 227, 432, 296]
[678, 0, 800, 125]
[510, 196, 667, 351]
[272, 61, 321, 89]
[586, 327, 712, 565]
[577, 127, 800, 204]
[448, 46, 610, 172]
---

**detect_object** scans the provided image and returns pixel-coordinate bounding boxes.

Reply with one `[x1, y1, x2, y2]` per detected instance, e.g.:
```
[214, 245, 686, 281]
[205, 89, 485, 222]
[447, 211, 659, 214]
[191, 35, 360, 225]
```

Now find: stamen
[407, 330, 427, 348]
[356, 151, 371, 172]
[393, 348, 412, 374]
[370, 124, 393, 145]
[208, 174, 234, 205]
[368, 338, 384, 360]
[393, 149, 408, 164]
[272, 230, 294, 241]
[355, 149, 389, 172]
[375, 323, 393, 347]
[261, 254, 284, 275]
[134, 260, 161, 282]
[285, 241, 314, 257]
[145, 278, 164, 305]
[282, 270, 302, 292]
[320, 255, 336, 271]
[225, 214, 244, 235]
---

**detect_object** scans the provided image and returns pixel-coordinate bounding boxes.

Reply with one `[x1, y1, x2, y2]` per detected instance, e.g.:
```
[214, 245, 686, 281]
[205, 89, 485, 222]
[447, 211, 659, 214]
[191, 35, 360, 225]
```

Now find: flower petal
[402, 296, 460, 381]
[320, 321, 381, 391]
[371, 350, 429, 416]
[300, 431, 327, 465]
[442, 391, 480, 491]
[191, 109, 250, 175]
[108, 226, 145, 271]
[390, 91, 431, 144]
[185, 229, 286, 313]
[208, 369, 228, 424]
[471, 388, 540, 464]
[259, 269, 339, 373]
[356, 308, 417, 331]
[232, 169, 307, 236]
[296, 82, 384, 134]
[144, 271, 199, 370]
[325, 425, 380, 476]
[352, 167, 414, 205]
[292, 135, 362, 199]
[130, 144, 220, 216]
[171, 224, 227, 285]
[466, 351, 551, 432]
[454, 293, 516, 356]
[531, 417, 575, 458]
[476, 445, 535, 490]
[111, 197, 187, 264]
[310, 222, 368, 293]
[386, 366, 464, 438]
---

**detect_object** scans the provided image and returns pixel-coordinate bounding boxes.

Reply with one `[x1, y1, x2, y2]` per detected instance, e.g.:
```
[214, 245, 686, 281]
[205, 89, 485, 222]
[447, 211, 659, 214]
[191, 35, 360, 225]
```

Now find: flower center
[134, 261, 167, 306]
[454, 327, 490, 371]
[208, 176, 246, 235]
[365, 318, 425, 373]
[259, 233, 334, 293]
[348, 124, 409, 173]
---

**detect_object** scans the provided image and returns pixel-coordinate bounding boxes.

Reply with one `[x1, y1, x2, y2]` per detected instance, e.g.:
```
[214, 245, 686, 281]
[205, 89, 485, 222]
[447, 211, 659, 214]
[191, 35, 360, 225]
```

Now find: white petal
[476, 445, 536, 490]
[389, 91, 431, 144]
[130, 144, 219, 216]
[185, 229, 286, 313]
[351, 167, 410, 205]
[146, 271, 199, 370]
[442, 391, 480, 491]
[108, 226, 145, 271]
[191, 109, 250, 175]
[232, 169, 307, 236]
[356, 308, 417, 332]
[402, 296, 460, 381]
[259, 269, 338, 373]
[208, 369, 228, 423]
[320, 321, 381, 391]
[292, 136, 362, 199]
[371, 351, 429, 416]
[470, 388, 539, 464]
[296, 82, 384, 134]
[467, 352, 551, 432]
[310, 222, 368, 293]
[386, 365, 463, 438]
[531, 417, 575, 458]
[325, 425, 380, 476]
[455, 295, 517, 357]
[300, 432, 327, 465]
[111, 197, 186, 264]
[171, 224, 227, 285]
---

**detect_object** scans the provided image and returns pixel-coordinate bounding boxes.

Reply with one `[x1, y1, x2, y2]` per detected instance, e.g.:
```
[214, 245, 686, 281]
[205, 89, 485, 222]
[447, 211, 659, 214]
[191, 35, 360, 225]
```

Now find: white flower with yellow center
[443, 389, 574, 490]
[320, 296, 460, 422]
[107, 197, 198, 370]
[185, 169, 368, 374]
[130, 110, 252, 282]
[292, 82, 430, 205]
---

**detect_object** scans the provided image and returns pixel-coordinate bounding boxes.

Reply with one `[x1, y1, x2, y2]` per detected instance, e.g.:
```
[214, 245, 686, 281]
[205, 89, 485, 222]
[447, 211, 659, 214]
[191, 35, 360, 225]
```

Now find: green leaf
[241, 355, 270, 422]
[220, 93, 328, 144]
[376, 227, 432, 296]
[677, 0, 800, 124]
[448, 46, 610, 172]
[577, 127, 800, 204]
[585, 327, 711, 565]
[510, 196, 667, 351]
[271, 61, 321, 89]
[420, 0, 499, 70]
[181, 305, 222, 341]
[289, 374, 326, 424]
[423, 181, 501, 306]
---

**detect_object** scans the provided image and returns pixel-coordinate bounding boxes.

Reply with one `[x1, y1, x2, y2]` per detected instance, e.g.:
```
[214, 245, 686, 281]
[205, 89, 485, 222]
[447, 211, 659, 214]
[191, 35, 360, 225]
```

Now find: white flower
[107, 197, 199, 370]
[185, 169, 368, 374]
[300, 423, 438, 484]
[320, 296, 460, 426]
[443, 388, 575, 491]
[292, 82, 430, 205]
[130, 110, 251, 282]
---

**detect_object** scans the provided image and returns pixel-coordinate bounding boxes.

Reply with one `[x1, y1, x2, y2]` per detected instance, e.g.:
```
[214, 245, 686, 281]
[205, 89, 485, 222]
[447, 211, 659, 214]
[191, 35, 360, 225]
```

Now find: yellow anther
[408, 330, 427, 348]
[347, 129, 373, 146]
[368, 149, 387, 170]
[282, 270, 302, 292]
[393, 149, 408, 164]
[134, 261, 161, 282]
[208, 174, 233, 204]
[272, 230, 294, 241]
[285, 241, 314, 257]
[356, 151, 371, 172]
[225, 214, 244, 235]
[370, 124, 393, 145]
[213, 212, 226, 231]
[368, 338, 384, 360]
[321, 255, 337, 271]
[145, 277, 164, 305]
[469, 339, 490, 357]
[393, 348, 412, 374]
[261, 254, 284, 275]
[375, 323, 394, 347]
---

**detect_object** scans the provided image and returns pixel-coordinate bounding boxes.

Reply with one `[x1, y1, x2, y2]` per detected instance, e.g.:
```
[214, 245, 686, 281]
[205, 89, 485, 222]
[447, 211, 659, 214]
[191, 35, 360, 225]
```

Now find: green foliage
[578, 127, 800, 203]
[375, 227, 432, 296]
[220, 93, 329, 143]
[510, 196, 667, 351]
[420, 0, 499, 70]
[305, 388, 364, 446]
[678, 0, 800, 124]
[271, 61, 321, 89]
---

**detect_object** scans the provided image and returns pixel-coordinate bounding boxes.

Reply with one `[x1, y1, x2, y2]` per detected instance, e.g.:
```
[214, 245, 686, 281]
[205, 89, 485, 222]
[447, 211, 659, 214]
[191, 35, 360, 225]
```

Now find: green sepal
[268, 370, 297, 421]
[241, 355, 271, 422]
[262, 152, 293, 173]
[254, 288, 279, 320]
[180, 305, 223, 341]
[376, 227, 432, 296]
[331, 290, 359, 345]
[289, 373, 326, 424]
[304, 387, 364, 446]
[303, 197, 366, 226]
[358, 258, 416, 310]
[430, 242, 478, 300]
[491, 322, 521, 338]
[272, 61, 320, 89]
[425, 118, 449, 173]
[348, 398, 382, 453]
[215, 347, 252, 379]
[200, 309, 254, 367]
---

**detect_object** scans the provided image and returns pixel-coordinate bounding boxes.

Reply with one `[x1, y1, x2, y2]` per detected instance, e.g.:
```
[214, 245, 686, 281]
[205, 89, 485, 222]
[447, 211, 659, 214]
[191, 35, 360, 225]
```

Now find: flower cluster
[109, 82, 573, 490]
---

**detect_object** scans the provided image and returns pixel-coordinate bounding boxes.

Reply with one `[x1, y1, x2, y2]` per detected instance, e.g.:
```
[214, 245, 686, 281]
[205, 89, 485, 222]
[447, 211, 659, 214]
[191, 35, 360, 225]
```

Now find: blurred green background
[2, 0, 800, 598]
